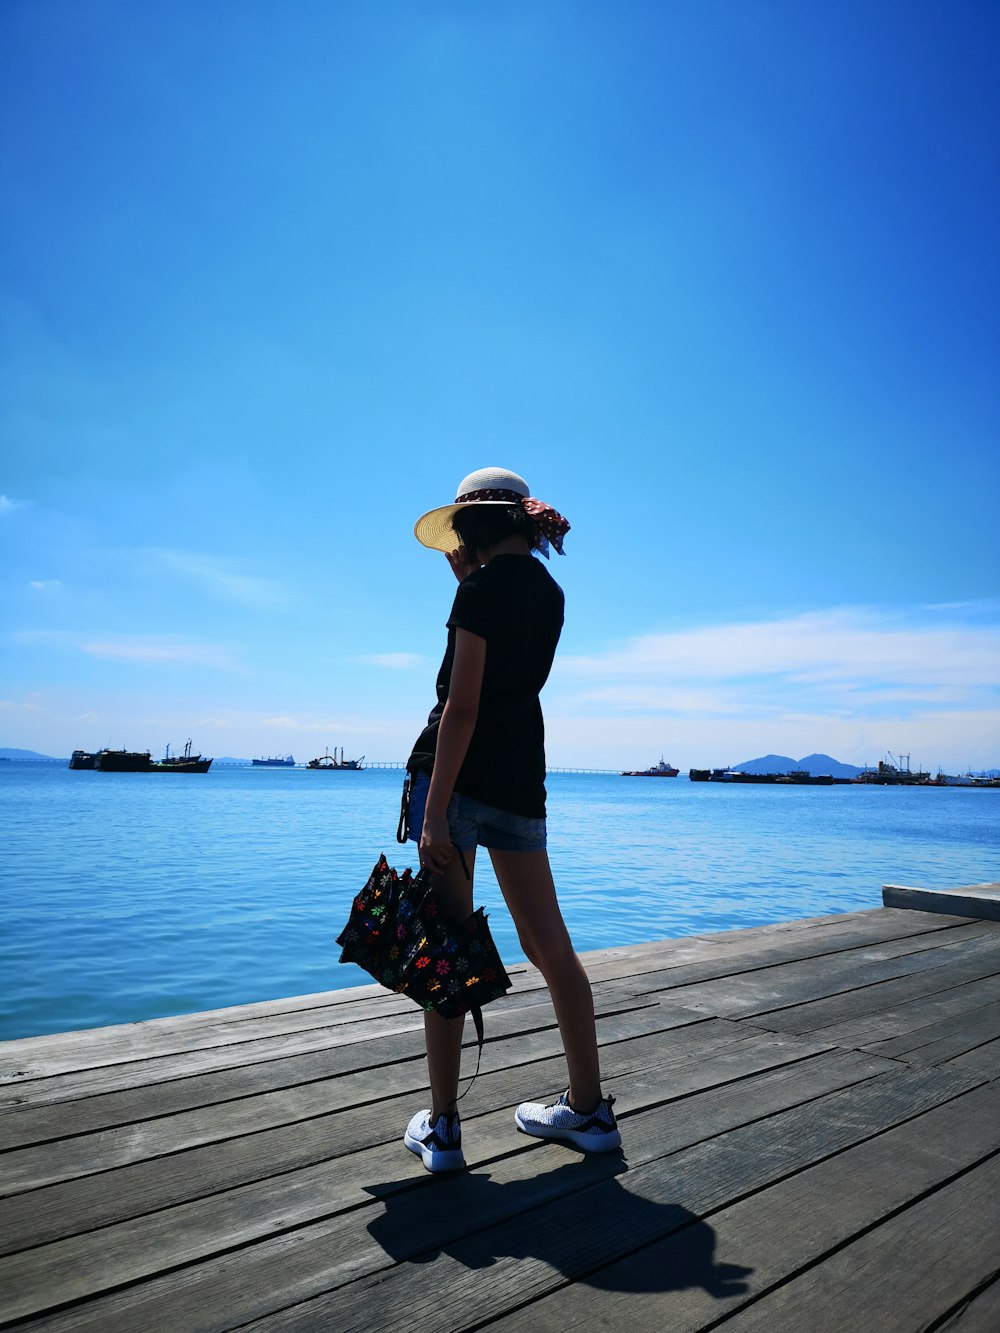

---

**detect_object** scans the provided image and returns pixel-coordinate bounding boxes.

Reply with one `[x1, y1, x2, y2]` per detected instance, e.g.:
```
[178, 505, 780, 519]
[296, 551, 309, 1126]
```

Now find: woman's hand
[447, 546, 478, 582]
[419, 811, 453, 876]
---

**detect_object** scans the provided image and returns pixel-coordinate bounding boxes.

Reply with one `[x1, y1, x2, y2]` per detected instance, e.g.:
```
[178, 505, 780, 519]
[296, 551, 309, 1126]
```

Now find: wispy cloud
[148, 549, 293, 608]
[0, 694, 51, 715]
[555, 605, 1000, 722]
[356, 652, 428, 669]
[261, 715, 369, 734]
[78, 637, 238, 668]
[15, 630, 239, 670]
[29, 579, 63, 592]
[0, 494, 27, 513]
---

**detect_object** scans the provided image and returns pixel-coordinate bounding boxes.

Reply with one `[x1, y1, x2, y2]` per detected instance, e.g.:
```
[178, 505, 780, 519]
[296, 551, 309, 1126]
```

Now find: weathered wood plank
[0, 925, 832, 1075]
[936, 1276, 1000, 1332]
[634, 930, 1000, 1019]
[717, 1152, 1000, 1333]
[2, 908, 996, 1333]
[0, 981, 660, 1119]
[581, 919, 993, 1012]
[484, 1071, 1000, 1331]
[861, 997, 1000, 1065]
[0, 1015, 756, 1215]
[3, 1045, 902, 1331]
[748, 963, 1000, 1041]
[883, 880, 1000, 922]
[0, 972, 568, 1085]
[0, 1027, 844, 1266]
[0, 990, 691, 1156]
[234, 1063, 979, 1333]
[0, 912, 979, 1087]
[943, 1035, 1000, 1077]
[580, 914, 987, 986]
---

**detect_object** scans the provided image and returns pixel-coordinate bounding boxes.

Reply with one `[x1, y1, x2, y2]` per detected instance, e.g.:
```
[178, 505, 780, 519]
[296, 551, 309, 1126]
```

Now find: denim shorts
[406, 772, 547, 853]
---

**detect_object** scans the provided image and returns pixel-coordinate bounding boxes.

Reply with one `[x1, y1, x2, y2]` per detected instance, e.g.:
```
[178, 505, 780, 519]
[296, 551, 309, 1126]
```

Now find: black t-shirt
[407, 555, 564, 818]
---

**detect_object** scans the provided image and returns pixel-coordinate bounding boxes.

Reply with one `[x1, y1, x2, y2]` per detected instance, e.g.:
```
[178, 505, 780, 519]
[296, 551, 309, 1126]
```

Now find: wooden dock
[2, 904, 999, 1331]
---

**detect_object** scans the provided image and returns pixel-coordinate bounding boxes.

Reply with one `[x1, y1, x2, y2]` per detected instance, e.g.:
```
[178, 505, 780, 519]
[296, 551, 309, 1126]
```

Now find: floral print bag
[336, 853, 513, 1021]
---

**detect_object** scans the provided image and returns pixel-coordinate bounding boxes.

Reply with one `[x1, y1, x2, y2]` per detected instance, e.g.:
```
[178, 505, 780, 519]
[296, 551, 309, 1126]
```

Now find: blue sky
[2, 0, 998, 770]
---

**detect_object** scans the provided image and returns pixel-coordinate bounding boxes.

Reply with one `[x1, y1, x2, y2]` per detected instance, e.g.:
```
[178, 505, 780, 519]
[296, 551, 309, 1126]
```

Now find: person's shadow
[363, 1154, 752, 1298]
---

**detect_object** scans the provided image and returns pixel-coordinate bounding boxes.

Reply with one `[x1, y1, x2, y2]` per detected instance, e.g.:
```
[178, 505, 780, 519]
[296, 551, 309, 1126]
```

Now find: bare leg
[423, 847, 476, 1118]
[490, 848, 602, 1111]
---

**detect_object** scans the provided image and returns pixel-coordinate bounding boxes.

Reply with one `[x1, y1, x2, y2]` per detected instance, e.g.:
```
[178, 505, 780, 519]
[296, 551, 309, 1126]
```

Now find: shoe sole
[404, 1130, 466, 1173]
[514, 1110, 622, 1153]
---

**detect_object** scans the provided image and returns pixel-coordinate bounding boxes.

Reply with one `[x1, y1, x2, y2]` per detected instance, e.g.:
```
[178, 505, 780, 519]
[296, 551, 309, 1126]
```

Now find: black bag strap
[446, 1004, 485, 1109]
[442, 846, 481, 1109]
[396, 772, 411, 845]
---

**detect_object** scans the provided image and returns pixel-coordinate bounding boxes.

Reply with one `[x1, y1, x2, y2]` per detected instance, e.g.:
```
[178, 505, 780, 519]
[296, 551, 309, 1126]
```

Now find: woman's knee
[521, 928, 581, 982]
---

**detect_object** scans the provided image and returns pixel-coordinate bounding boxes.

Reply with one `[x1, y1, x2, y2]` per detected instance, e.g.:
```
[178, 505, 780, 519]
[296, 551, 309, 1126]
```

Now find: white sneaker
[404, 1109, 466, 1172]
[515, 1091, 622, 1152]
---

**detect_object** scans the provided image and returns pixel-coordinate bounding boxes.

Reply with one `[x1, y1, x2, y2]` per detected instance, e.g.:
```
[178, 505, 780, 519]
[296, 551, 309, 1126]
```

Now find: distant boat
[153, 740, 213, 773]
[69, 749, 100, 770]
[688, 768, 834, 785]
[621, 758, 679, 777]
[69, 742, 212, 773]
[92, 748, 154, 772]
[929, 771, 1000, 788]
[252, 755, 296, 767]
[853, 753, 931, 786]
[307, 747, 365, 771]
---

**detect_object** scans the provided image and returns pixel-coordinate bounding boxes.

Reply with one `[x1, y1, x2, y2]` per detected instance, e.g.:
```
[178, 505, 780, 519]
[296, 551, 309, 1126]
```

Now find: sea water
[2, 762, 998, 1039]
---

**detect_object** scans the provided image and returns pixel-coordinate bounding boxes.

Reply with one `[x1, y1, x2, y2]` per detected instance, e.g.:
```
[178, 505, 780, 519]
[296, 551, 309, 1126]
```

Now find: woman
[402, 466, 620, 1173]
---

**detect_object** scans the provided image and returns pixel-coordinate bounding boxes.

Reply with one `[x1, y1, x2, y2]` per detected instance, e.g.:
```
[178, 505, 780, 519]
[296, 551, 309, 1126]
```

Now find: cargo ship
[853, 754, 931, 786]
[252, 755, 296, 767]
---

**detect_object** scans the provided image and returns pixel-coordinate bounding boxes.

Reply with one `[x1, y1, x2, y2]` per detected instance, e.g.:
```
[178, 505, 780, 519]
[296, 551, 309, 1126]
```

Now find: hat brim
[413, 501, 522, 553]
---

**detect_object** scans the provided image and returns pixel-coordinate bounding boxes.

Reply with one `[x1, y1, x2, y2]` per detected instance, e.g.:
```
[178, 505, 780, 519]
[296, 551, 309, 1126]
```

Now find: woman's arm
[419, 626, 486, 875]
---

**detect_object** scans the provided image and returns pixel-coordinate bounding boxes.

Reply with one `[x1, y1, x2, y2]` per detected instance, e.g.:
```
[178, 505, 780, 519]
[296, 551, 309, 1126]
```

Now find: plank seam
[236, 1074, 991, 1333]
[726, 959, 1000, 1029]
[627, 935, 1000, 1012]
[0, 989, 662, 1098]
[926, 1268, 1000, 1332]
[0, 1011, 722, 1185]
[0, 1047, 881, 1269]
[694, 1146, 1000, 1333]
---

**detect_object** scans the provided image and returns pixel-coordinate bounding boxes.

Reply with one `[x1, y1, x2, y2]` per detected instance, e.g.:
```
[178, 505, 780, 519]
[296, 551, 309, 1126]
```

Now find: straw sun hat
[413, 467, 532, 553]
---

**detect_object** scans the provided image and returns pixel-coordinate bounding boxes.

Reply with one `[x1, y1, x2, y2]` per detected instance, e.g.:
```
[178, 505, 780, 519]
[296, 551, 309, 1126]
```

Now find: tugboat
[307, 747, 365, 770]
[621, 757, 680, 777]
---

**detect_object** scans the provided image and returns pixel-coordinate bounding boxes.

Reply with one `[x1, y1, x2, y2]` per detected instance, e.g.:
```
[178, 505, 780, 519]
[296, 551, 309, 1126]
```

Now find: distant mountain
[731, 753, 865, 778]
[796, 753, 865, 778]
[0, 747, 64, 761]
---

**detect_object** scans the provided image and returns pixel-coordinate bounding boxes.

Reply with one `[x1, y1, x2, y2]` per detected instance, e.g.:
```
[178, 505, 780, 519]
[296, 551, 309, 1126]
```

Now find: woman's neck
[481, 535, 532, 563]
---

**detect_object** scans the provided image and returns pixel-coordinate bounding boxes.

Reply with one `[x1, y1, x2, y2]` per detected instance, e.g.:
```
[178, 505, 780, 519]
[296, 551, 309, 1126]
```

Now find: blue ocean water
[2, 762, 998, 1040]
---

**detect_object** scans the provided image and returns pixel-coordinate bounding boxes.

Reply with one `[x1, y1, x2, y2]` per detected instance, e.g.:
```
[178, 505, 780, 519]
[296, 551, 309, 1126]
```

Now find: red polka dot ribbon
[522, 498, 570, 556]
[455, 487, 571, 556]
